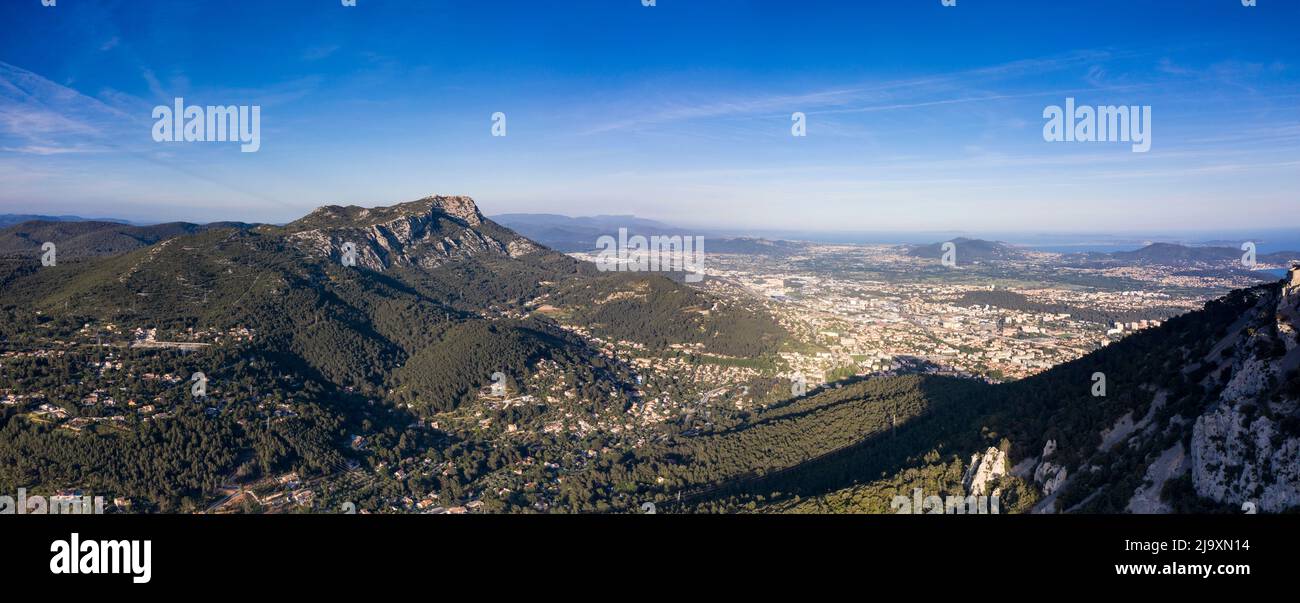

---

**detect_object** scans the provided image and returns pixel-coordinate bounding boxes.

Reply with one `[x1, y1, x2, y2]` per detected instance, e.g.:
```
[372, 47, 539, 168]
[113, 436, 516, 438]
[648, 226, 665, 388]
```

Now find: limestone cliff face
[962, 446, 1007, 496]
[1032, 440, 1068, 497]
[1015, 270, 1300, 513]
[1022, 439, 1071, 514]
[1190, 271, 1300, 512]
[285, 195, 538, 270]
[1192, 404, 1300, 512]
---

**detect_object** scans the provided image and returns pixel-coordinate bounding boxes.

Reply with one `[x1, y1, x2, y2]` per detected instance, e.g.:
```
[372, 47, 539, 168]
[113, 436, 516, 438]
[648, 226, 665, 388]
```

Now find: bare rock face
[285, 195, 530, 270]
[1188, 285, 1300, 512]
[1026, 439, 1070, 513]
[1221, 355, 1277, 402]
[1127, 443, 1187, 513]
[418, 195, 484, 226]
[507, 238, 540, 258]
[1192, 405, 1300, 512]
[1280, 266, 1300, 352]
[962, 446, 1007, 496]
[1020, 277, 1299, 513]
[1035, 462, 1068, 497]
[1032, 440, 1068, 497]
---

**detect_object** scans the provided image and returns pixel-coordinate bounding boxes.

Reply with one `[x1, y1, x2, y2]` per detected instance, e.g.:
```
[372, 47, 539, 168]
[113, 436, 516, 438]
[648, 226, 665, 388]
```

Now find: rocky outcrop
[1188, 283, 1300, 512]
[1098, 411, 1136, 452]
[1126, 443, 1187, 514]
[1028, 440, 1069, 513]
[1035, 463, 1068, 497]
[507, 237, 540, 258]
[962, 446, 1007, 496]
[1279, 265, 1300, 353]
[1004, 274, 1300, 514]
[421, 195, 484, 226]
[286, 195, 536, 270]
[1192, 401, 1300, 512]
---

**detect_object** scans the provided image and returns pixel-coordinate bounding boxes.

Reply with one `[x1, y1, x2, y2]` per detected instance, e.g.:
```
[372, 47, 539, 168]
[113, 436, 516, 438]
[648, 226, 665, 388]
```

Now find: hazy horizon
[3, 0, 1298, 230]
[7, 205, 1300, 255]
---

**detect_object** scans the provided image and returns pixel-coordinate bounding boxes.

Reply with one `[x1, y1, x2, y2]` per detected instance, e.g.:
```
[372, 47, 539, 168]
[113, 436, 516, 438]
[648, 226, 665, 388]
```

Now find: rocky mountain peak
[284, 194, 538, 271]
[413, 195, 484, 226]
[294, 194, 484, 231]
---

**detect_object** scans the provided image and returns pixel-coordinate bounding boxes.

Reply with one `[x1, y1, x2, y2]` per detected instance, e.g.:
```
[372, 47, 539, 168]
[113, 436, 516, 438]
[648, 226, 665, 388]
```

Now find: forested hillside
[3, 195, 1294, 515]
[0, 196, 790, 512]
[543, 280, 1297, 514]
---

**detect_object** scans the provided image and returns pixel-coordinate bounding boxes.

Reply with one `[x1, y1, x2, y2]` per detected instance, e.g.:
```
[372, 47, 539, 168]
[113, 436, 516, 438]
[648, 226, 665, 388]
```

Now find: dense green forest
[0, 208, 792, 512]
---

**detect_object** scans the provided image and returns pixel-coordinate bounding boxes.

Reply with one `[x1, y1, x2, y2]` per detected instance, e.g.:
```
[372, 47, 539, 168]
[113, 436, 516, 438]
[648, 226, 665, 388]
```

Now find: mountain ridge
[0, 219, 257, 259]
[283, 195, 545, 272]
[3, 197, 1296, 514]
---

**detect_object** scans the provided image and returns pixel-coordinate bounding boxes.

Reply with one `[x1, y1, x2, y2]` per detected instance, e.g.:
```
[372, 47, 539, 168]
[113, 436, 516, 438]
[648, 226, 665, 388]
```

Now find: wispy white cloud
[0, 61, 302, 214]
[0, 61, 142, 155]
[579, 50, 1123, 135]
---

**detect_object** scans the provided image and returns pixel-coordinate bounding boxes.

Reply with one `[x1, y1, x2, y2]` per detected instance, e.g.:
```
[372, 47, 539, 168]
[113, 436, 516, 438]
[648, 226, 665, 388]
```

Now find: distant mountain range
[903, 237, 1300, 267]
[1097, 242, 1298, 266]
[9, 210, 1297, 269]
[0, 220, 256, 260]
[492, 213, 803, 256]
[490, 213, 678, 252]
[906, 237, 1025, 261]
[0, 214, 134, 228]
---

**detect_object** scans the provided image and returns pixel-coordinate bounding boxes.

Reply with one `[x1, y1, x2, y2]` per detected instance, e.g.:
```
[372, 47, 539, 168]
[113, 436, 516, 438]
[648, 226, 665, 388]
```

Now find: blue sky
[1, 0, 1297, 232]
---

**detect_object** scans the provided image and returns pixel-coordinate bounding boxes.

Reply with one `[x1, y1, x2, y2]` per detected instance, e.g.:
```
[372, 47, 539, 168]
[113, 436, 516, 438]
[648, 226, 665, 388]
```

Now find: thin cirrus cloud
[3, 46, 1297, 230]
[0, 61, 139, 155]
[0, 61, 307, 218]
[578, 50, 1120, 134]
[0, 1, 1297, 231]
